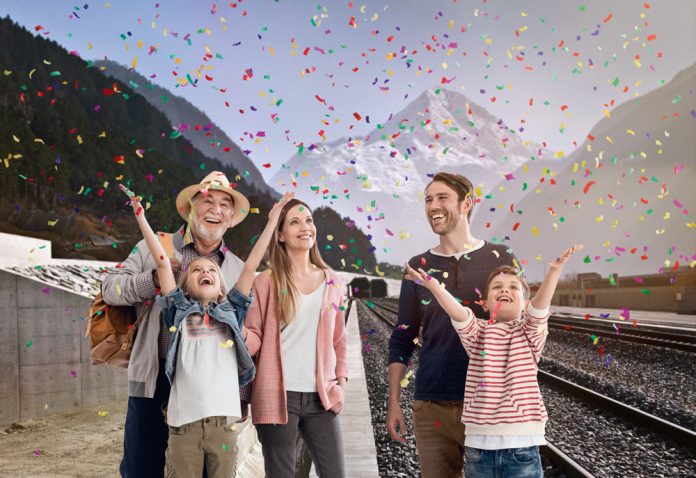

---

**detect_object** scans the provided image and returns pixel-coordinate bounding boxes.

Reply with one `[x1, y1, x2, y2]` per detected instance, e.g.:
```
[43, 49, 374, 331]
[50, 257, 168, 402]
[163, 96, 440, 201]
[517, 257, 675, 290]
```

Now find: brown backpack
[87, 232, 170, 367]
[85, 292, 151, 368]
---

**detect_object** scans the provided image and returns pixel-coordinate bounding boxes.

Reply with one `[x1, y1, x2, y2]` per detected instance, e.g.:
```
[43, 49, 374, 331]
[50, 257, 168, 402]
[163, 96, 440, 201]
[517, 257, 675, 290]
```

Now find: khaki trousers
[412, 400, 466, 478]
[165, 416, 240, 478]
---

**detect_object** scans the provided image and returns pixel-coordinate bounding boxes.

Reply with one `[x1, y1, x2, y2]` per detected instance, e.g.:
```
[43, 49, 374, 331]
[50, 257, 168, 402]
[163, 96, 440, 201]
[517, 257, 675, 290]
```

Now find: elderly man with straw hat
[102, 171, 251, 478]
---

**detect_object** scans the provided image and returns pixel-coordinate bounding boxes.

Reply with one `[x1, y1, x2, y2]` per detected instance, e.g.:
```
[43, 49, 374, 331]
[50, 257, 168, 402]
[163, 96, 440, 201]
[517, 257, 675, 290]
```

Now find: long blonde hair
[269, 199, 328, 325]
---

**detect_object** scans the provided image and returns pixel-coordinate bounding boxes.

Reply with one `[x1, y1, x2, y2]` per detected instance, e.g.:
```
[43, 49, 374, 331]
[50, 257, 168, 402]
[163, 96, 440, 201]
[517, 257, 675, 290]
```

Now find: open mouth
[199, 277, 214, 286]
[204, 218, 222, 225]
[430, 213, 446, 222]
[497, 296, 513, 303]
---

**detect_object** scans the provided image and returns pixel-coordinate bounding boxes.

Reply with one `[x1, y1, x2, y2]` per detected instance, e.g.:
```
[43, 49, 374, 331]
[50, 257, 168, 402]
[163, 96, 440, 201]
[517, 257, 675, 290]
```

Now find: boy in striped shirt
[405, 244, 583, 478]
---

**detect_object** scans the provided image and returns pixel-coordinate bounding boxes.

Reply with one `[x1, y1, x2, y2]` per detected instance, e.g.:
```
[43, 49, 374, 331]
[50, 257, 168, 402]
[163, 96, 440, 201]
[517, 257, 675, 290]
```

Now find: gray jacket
[101, 226, 244, 398]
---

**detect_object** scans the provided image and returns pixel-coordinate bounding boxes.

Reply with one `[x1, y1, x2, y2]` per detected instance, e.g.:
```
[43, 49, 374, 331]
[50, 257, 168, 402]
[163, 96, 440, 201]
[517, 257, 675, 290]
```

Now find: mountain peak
[271, 83, 551, 263]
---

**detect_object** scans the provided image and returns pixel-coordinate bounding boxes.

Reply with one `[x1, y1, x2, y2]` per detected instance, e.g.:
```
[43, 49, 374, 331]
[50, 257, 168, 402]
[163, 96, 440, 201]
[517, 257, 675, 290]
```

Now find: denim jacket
[155, 286, 256, 388]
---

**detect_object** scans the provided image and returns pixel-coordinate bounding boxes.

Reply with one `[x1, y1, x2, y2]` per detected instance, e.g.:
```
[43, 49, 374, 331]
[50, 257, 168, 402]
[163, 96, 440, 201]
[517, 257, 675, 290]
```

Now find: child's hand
[404, 263, 440, 292]
[269, 191, 295, 222]
[119, 184, 143, 216]
[549, 244, 583, 270]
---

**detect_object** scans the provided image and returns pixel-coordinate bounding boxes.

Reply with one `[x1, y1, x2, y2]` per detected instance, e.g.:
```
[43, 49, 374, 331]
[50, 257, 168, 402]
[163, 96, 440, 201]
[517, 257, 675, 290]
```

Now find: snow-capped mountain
[489, 63, 696, 281]
[271, 88, 550, 264]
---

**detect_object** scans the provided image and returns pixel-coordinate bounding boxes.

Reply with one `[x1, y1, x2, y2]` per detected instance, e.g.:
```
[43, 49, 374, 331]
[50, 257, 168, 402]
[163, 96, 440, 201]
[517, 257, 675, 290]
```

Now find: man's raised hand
[404, 263, 440, 292]
[549, 244, 583, 270]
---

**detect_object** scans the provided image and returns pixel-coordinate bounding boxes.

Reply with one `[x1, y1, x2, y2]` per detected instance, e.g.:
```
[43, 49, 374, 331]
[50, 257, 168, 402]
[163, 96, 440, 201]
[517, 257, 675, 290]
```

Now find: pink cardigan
[244, 269, 348, 425]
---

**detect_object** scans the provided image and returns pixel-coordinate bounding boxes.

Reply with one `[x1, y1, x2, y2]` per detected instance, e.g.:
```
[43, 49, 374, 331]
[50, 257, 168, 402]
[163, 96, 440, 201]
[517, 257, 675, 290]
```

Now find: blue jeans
[465, 446, 542, 478]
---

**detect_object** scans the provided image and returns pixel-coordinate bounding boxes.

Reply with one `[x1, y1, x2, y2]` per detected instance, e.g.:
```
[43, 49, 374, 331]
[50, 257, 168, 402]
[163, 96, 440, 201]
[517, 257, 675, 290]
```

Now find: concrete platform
[334, 302, 380, 477]
[551, 305, 696, 329]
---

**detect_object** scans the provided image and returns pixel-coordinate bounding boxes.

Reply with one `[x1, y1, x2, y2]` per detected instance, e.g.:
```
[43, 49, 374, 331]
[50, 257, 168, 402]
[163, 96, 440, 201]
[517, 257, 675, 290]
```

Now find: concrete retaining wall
[0, 268, 261, 474]
[554, 284, 696, 314]
[0, 270, 127, 427]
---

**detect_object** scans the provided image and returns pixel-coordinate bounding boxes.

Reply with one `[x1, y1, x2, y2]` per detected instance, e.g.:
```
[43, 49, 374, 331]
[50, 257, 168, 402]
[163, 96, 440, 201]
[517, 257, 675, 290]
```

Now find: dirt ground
[0, 400, 127, 477]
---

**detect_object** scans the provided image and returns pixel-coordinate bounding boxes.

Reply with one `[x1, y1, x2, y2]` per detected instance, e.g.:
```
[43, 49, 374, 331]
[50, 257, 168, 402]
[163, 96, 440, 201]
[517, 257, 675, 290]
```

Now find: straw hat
[175, 171, 250, 228]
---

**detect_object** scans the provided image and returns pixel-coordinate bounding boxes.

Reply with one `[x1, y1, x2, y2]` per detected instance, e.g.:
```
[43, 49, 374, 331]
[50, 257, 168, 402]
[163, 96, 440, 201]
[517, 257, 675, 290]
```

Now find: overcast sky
[3, 0, 694, 183]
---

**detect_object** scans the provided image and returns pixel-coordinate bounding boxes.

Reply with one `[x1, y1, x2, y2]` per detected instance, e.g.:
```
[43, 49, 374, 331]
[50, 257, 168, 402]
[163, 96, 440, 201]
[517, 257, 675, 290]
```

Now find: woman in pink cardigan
[244, 198, 348, 478]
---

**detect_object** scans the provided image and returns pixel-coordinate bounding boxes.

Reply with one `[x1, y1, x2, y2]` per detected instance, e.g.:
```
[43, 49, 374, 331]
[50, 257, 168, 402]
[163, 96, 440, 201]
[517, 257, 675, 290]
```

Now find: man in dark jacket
[386, 172, 517, 478]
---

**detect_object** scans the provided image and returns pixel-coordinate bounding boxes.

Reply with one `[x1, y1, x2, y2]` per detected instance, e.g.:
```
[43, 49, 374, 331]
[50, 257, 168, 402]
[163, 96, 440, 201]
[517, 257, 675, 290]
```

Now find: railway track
[369, 298, 696, 352]
[546, 316, 696, 353]
[359, 299, 598, 478]
[366, 299, 696, 448]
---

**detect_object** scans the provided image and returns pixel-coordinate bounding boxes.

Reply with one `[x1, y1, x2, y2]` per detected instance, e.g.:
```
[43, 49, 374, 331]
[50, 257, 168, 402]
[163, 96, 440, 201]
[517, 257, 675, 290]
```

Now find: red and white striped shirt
[452, 304, 549, 437]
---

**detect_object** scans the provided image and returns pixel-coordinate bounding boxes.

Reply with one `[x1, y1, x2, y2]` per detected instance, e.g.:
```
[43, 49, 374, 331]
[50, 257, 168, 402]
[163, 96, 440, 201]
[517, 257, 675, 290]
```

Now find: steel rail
[538, 370, 696, 449]
[358, 300, 599, 477]
[547, 322, 696, 352]
[361, 299, 696, 456]
[541, 441, 596, 478]
[371, 299, 696, 352]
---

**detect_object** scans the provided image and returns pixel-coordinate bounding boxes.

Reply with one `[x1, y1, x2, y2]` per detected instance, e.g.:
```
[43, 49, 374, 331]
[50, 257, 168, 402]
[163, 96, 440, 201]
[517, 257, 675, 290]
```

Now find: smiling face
[483, 272, 528, 322]
[190, 190, 234, 244]
[424, 180, 472, 236]
[183, 258, 224, 303]
[278, 204, 316, 252]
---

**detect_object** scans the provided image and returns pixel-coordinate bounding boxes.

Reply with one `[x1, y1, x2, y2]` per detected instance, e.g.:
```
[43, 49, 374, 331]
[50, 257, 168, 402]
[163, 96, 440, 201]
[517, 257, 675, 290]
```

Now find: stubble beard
[429, 211, 459, 236]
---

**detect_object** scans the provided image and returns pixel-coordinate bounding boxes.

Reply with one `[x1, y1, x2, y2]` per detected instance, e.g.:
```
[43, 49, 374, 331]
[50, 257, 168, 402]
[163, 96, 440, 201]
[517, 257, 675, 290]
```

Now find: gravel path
[542, 384, 696, 477]
[357, 301, 422, 477]
[357, 301, 561, 477]
[543, 329, 696, 429]
[364, 298, 696, 477]
[0, 400, 126, 477]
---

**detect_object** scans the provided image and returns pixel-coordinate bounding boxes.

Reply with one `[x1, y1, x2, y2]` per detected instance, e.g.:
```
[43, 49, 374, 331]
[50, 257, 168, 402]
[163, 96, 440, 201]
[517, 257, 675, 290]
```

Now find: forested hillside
[0, 17, 379, 274]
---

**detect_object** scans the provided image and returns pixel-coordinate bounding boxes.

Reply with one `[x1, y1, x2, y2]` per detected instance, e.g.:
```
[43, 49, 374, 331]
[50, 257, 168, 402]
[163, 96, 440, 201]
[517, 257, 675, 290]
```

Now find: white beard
[191, 215, 225, 243]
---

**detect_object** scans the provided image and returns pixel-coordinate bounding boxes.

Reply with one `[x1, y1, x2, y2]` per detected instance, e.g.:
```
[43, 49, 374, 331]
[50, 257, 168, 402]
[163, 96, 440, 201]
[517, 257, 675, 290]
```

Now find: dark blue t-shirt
[388, 242, 517, 401]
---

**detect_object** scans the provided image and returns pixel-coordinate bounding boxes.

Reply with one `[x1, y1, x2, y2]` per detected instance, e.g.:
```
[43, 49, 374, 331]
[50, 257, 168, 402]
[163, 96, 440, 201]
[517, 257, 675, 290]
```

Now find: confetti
[399, 370, 414, 388]
[0, 1, 691, 308]
[620, 307, 630, 321]
[219, 339, 235, 348]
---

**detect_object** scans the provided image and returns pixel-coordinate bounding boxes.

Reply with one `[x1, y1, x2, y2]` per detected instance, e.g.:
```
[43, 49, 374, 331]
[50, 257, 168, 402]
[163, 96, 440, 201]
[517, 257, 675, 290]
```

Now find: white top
[167, 313, 241, 427]
[429, 239, 485, 260]
[281, 283, 326, 392]
[466, 434, 546, 450]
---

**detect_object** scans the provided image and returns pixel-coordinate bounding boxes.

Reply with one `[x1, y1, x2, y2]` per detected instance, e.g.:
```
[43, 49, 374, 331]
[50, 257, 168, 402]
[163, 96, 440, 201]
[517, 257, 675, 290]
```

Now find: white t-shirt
[167, 313, 241, 427]
[281, 283, 326, 392]
[429, 239, 485, 260]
